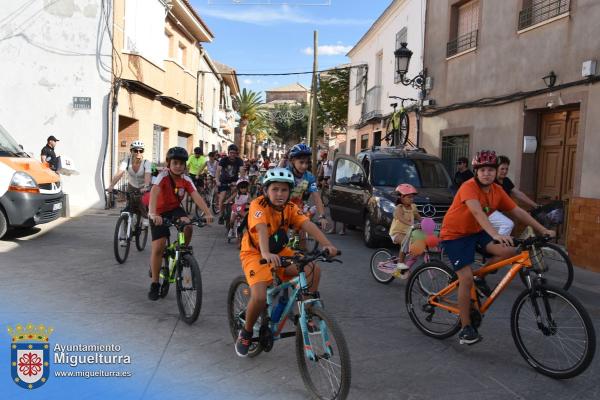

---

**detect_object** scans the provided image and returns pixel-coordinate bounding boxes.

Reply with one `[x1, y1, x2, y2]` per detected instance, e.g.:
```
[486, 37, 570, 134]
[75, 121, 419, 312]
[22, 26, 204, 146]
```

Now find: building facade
[345, 0, 426, 156]
[0, 0, 113, 215]
[265, 83, 310, 104]
[421, 0, 600, 270]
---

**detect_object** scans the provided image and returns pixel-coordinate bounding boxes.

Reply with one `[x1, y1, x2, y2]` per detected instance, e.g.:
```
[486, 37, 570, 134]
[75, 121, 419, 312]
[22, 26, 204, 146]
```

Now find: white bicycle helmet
[263, 167, 294, 188]
[130, 140, 145, 150]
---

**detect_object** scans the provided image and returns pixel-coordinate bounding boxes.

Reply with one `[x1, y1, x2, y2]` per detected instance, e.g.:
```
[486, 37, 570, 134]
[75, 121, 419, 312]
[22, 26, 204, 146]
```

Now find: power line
[197, 64, 363, 76]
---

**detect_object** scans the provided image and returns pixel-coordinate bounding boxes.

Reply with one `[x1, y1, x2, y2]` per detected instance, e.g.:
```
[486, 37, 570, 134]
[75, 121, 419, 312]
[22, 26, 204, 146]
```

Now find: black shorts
[150, 207, 187, 241]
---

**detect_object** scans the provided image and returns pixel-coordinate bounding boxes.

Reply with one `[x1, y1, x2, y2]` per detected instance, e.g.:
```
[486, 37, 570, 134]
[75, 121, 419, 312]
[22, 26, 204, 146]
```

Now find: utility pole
[308, 30, 319, 175]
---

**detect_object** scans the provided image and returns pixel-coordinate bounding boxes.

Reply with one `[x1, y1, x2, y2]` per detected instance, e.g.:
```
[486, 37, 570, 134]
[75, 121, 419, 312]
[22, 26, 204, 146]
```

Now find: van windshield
[0, 124, 28, 157]
[371, 158, 452, 188]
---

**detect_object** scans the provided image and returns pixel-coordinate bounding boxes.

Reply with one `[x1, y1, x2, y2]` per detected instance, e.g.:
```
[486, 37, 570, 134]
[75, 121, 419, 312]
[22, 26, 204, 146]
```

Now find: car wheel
[0, 208, 8, 240]
[363, 214, 378, 248]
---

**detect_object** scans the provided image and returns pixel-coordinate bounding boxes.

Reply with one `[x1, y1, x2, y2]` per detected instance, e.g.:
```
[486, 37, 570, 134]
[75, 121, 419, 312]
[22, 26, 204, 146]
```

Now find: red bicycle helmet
[395, 183, 418, 196]
[472, 150, 498, 169]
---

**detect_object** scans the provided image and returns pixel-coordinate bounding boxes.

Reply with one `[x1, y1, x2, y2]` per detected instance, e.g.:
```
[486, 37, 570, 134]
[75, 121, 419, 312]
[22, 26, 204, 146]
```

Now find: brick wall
[567, 197, 600, 272]
[118, 116, 139, 151]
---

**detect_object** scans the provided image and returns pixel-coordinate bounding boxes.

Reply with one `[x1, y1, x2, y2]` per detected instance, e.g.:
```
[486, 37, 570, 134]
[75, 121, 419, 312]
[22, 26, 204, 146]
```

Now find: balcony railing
[518, 0, 569, 30]
[446, 29, 478, 58]
[361, 86, 382, 123]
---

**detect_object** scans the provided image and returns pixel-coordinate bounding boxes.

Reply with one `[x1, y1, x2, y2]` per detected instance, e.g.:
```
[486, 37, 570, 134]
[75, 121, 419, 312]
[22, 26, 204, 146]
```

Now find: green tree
[317, 68, 350, 132]
[269, 103, 309, 145]
[233, 88, 263, 155]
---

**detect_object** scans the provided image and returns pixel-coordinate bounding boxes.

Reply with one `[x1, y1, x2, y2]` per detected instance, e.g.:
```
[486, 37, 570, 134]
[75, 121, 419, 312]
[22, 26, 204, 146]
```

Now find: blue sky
[190, 0, 391, 99]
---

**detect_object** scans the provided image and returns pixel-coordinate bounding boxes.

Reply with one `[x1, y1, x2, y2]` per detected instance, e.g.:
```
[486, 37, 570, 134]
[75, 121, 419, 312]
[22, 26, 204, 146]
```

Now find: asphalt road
[0, 212, 599, 400]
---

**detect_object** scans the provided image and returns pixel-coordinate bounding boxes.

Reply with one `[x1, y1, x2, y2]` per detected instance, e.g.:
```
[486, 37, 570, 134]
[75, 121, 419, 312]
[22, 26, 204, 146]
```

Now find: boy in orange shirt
[236, 167, 338, 357]
[440, 150, 554, 345]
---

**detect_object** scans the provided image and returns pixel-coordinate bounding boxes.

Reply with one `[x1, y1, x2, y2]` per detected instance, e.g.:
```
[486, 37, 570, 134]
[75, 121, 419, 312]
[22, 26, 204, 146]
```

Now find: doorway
[536, 108, 579, 236]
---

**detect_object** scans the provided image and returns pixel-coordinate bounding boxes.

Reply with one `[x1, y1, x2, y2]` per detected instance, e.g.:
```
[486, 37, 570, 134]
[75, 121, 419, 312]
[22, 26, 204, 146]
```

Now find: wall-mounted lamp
[542, 71, 557, 88]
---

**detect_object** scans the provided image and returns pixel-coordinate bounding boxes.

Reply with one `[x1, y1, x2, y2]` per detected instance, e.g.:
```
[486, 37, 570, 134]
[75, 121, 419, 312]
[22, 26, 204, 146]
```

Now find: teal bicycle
[227, 249, 351, 400]
[156, 217, 205, 324]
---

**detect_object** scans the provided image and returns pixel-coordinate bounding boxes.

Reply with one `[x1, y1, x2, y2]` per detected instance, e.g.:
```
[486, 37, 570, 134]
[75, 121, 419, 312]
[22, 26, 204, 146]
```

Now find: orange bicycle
[405, 236, 595, 379]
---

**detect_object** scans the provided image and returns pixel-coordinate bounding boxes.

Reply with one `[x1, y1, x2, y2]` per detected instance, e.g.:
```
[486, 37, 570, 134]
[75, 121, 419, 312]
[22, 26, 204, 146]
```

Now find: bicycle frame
[162, 230, 188, 284]
[265, 270, 332, 362]
[429, 250, 533, 315]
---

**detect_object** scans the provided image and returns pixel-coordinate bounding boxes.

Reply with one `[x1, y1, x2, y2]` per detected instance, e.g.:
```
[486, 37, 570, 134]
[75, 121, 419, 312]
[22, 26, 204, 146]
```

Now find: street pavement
[0, 212, 599, 400]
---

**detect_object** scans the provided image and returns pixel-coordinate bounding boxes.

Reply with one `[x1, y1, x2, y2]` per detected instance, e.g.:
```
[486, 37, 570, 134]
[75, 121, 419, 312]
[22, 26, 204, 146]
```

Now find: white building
[345, 0, 426, 155]
[0, 0, 112, 215]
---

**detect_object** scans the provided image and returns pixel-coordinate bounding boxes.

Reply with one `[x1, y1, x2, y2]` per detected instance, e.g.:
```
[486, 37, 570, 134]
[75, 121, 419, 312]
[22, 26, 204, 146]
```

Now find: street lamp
[394, 42, 425, 90]
[542, 71, 557, 88]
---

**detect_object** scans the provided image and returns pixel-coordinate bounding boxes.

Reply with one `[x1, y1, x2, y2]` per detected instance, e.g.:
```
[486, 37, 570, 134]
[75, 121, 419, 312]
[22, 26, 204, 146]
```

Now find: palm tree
[233, 88, 263, 156]
[246, 112, 274, 157]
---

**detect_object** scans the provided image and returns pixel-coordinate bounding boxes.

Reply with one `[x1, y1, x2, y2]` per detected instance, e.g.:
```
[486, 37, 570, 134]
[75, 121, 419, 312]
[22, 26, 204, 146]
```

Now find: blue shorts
[441, 231, 493, 271]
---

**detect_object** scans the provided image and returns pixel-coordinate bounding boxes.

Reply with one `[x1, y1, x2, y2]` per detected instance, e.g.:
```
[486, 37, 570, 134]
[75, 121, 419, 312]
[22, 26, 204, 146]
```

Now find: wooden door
[536, 109, 579, 238]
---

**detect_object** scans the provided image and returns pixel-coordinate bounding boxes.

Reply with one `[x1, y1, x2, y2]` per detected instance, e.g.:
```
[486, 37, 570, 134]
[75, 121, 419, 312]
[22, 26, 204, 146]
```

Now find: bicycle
[227, 249, 351, 400]
[405, 235, 595, 379]
[384, 97, 416, 147]
[227, 203, 249, 244]
[184, 175, 207, 219]
[156, 217, 205, 324]
[319, 177, 331, 207]
[108, 189, 149, 264]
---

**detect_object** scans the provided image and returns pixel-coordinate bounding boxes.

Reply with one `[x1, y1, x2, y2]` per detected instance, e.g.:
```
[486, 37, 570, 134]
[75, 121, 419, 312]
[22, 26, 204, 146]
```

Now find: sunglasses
[132, 149, 144, 154]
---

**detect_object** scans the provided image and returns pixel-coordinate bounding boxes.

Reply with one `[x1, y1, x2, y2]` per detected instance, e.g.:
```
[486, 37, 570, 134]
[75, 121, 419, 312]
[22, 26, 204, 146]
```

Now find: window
[355, 66, 366, 105]
[349, 139, 357, 156]
[370, 159, 452, 188]
[373, 131, 382, 147]
[518, 0, 570, 30]
[394, 27, 407, 83]
[360, 134, 369, 150]
[152, 124, 163, 164]
[447, 0, 479, 57]
[441, 135, 470, 175]
[334, 159, 365, 186]
[178, 42, 187, 67]
[165, 30, 173, 58]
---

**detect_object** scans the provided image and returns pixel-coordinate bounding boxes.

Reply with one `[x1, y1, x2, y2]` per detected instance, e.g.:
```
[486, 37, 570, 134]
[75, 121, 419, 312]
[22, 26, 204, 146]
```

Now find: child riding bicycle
[235, 167, 338, 357]
[225, 177, 251, 239]
[390, 183, 421, 279]
[147, 147, 213, 301]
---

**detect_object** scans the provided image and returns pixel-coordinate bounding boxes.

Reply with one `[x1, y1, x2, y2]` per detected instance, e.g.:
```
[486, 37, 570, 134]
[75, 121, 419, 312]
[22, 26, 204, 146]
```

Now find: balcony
[163, 60, 196, 108]
[360, 86, 382, 124]
[121, 53, 166, 94]
[518, 0, 570, 31]
[446, 29, 478, 58]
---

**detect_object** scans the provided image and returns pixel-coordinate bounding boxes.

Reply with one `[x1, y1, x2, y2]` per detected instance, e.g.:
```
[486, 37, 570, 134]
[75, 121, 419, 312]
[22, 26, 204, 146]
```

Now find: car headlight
[377, 197, 395, 214]
[9, 171, 39, 192]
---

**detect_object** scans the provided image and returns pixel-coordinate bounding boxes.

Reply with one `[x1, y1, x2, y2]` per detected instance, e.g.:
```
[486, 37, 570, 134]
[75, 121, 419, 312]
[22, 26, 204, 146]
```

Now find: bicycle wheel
[176, 253, 203, 324]
[521, 243, 574, 291]
[227, 275, 264, 357]
[405, 262, 461, 339]
[296, 307, 351, 400]
[159, 254, 171, 298]
[134, 214, 148, 251]
[511, 285, 596, 379]
[211, 189, 219, 214]
[370, 248, 395, 284]
[321, 188, 330, 207]
[397, 112, 409, 146]
[184, 193, 193, 214]
[113, 214, 131, 264]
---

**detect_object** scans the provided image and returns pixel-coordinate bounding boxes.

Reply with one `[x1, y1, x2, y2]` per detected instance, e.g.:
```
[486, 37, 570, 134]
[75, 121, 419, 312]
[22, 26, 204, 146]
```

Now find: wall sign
[73, 97, 91, 110]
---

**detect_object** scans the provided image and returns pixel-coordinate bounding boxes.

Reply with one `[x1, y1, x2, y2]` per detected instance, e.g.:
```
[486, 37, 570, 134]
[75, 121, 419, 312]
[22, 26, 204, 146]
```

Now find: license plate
[53, 202, 63, 211]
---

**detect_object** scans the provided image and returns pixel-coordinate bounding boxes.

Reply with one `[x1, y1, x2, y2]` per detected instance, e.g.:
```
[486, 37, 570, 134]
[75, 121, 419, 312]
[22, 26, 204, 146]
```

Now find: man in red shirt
[147, 147, 213, 301]
[440, 150, 554, 345]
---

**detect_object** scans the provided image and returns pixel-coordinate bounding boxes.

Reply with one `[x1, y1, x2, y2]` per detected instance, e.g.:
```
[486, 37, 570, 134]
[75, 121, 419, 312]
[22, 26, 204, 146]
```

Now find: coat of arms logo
[7, 323, 53, 390]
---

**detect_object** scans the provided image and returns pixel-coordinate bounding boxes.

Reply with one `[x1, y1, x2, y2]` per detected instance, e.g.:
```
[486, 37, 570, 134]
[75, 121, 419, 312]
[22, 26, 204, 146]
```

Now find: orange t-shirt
[440, 178, 517, 240]
[240, 196, 309, 255]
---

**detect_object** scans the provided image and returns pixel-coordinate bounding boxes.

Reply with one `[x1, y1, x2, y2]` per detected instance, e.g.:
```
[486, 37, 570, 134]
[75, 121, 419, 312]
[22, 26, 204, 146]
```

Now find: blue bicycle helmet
[289, 143, 312, 159]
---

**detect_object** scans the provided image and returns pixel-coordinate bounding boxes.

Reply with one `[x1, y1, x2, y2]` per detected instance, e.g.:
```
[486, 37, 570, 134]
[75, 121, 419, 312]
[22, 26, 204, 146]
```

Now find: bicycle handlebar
[161, 216, 207, 229]
[259, 249, 342, 267]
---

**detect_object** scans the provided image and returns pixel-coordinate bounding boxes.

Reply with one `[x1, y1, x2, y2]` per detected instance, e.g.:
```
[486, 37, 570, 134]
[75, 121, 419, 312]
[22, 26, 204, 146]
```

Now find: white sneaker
[392, 263, 409, 279]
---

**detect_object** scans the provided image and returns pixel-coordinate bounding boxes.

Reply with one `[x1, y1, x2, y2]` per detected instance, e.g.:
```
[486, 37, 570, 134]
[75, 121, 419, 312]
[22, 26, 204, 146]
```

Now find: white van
[0, 124, 63, 238]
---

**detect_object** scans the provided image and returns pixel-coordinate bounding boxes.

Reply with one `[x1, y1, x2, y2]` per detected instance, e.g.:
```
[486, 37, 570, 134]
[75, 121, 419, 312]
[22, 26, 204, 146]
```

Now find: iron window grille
[447, 29, 478, 58]
[518, 0, 570, 30]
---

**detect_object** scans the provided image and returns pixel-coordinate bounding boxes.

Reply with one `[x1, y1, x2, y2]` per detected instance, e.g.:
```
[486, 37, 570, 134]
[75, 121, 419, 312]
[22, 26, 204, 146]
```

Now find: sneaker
[227, 228, 234, 239]
[148, 282, 160, 301]
[391, 263, 409, 278]
[235, 328, 253, 357]
[458, 325, 482, 345]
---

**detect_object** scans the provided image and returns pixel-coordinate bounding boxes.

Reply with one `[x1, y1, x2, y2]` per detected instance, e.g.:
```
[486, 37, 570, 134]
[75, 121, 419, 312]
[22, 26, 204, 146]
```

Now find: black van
[328, 147, 454, 247]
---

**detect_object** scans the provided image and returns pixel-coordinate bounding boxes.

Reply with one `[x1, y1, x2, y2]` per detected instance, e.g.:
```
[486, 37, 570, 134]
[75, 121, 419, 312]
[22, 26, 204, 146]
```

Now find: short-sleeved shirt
[119, 158, 151, 188]
[454, 169, 474, 188]
[498, 177, 515, 196]
[41, 145, 58, 171]
[219, 157, 244, 183]
[287, 167, 318, 206]
[206, 160, 218, 177]
[440, 178, 517, 240]
[154, 170, 196, 214]
[240, 196, 309, 256]
[389, 203, 420, 237]
[187, 155, 207, 176]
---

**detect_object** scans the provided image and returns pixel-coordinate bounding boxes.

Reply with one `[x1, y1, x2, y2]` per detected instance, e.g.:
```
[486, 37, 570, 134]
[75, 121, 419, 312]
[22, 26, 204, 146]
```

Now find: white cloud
[201, 5, 370, 26]
[243, 78, 254, 85]
[303, 44, 352, 56]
